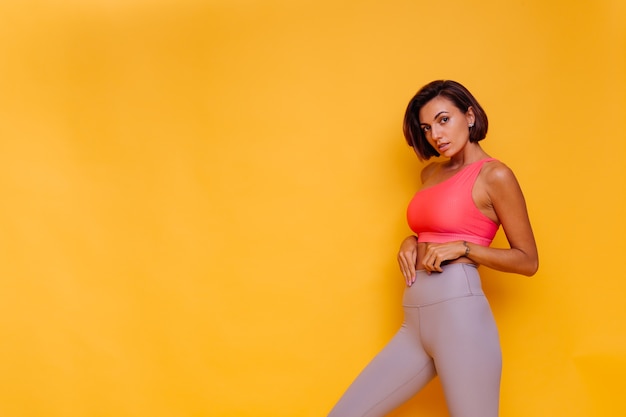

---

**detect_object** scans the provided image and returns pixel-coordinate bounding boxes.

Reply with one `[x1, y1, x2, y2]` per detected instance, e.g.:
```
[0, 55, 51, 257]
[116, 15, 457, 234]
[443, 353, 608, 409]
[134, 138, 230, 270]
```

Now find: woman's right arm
[397, 235, 419, 287]
[397, 164, 436, 286]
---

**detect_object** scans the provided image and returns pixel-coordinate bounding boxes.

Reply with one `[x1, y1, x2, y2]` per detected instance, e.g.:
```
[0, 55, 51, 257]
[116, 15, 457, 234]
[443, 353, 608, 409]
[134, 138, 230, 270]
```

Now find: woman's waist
[403, 263, 485, 307]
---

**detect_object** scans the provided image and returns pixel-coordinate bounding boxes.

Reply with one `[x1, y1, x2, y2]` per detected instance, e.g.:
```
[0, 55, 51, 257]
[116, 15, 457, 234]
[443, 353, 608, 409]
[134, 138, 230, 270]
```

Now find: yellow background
[0, 0, 624, 416]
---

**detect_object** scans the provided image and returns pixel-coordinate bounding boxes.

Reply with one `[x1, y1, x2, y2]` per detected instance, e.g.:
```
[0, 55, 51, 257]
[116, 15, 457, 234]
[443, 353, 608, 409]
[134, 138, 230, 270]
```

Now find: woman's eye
[441, 116, 449, 123]
[422, 126, 430, 133]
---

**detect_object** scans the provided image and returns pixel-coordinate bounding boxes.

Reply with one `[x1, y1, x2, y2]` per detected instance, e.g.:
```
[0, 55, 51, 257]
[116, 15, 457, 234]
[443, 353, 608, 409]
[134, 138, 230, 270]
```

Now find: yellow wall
[0, 0, 624, 416]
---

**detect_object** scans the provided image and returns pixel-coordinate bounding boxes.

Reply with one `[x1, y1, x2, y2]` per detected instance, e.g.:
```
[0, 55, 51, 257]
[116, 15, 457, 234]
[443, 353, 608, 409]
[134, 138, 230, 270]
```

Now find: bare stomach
[416, 242, 478, 271]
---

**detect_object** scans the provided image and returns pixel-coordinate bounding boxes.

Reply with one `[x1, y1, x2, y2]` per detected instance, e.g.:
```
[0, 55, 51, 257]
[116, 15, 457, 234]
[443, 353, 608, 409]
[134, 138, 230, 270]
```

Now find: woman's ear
[466, 106, 475, 126]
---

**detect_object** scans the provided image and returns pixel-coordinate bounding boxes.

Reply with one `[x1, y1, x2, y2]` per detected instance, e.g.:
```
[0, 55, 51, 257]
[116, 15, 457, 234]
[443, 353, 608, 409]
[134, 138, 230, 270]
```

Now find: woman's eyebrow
[420, 110, 449, 126]
[433, 111, 449, 120]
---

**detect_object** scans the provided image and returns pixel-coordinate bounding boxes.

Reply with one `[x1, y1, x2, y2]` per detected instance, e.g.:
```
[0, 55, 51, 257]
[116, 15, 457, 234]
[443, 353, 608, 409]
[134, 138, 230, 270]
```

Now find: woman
[328, 80, 538, 417]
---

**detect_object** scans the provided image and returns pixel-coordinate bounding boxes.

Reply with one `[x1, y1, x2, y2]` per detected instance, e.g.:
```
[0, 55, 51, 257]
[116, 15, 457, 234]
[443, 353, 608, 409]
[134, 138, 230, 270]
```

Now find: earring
[468, 123, 474, 128]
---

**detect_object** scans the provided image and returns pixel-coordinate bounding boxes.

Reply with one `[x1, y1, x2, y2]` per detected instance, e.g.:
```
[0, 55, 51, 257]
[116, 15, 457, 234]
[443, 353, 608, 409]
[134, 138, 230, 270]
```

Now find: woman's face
[418, 96, 474, 158]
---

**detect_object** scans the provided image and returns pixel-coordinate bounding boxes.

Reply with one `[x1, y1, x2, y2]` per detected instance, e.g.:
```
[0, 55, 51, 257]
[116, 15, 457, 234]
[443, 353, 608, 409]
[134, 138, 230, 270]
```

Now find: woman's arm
[421, 163, 538, 276]
[467, 163, 538, 276]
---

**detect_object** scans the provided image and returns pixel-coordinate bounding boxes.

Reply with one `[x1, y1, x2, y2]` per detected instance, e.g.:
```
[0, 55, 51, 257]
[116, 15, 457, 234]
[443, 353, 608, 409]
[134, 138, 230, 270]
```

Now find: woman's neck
[446, 143, 489, 169]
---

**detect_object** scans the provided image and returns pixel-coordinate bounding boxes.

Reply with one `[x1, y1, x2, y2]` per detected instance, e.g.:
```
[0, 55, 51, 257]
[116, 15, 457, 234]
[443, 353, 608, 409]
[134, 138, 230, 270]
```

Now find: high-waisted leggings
[328, 263, 502, 417]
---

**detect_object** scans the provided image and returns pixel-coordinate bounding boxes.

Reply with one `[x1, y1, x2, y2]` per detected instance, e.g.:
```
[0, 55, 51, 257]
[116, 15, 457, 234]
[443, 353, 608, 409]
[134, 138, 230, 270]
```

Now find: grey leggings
[328, 263, 502, 417]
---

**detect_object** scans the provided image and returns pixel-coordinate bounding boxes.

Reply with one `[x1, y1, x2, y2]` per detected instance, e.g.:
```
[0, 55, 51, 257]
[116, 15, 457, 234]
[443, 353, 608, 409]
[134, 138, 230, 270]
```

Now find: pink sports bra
[407, 158, 499, 246]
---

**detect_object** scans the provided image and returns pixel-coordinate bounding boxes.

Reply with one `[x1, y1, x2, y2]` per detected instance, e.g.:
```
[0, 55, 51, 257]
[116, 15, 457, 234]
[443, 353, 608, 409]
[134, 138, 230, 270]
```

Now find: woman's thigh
[328, 322, 436, 417]
[425, 295, 502, 417]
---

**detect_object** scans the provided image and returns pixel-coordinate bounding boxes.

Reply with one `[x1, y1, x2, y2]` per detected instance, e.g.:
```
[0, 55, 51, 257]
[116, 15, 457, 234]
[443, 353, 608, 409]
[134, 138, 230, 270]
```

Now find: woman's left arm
[466, 163, 539, 276]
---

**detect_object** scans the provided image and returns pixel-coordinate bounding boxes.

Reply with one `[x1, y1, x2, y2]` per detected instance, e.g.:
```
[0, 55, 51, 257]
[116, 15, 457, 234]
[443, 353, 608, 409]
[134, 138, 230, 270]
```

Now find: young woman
[328, 80, 538, 417]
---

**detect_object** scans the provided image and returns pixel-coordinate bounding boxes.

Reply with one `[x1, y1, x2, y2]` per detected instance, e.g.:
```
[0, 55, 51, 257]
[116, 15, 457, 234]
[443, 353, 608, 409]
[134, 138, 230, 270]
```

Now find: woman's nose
[430, 124, 442, 139]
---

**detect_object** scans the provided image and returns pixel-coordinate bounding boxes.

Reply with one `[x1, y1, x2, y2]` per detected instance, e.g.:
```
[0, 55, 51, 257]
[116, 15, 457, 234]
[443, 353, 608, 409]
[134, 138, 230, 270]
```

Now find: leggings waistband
[402, 263, 484, 307]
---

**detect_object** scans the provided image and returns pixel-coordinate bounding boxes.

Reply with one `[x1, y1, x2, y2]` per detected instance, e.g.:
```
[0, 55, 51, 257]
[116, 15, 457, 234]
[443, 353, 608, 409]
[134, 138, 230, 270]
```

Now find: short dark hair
[403, 80, 489, 160]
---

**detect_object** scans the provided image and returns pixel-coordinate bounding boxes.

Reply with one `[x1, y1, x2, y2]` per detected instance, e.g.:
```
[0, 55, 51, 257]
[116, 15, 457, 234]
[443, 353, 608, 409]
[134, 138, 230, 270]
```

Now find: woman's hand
[421, 241, 466, 274]
[397, 235, 419, 286]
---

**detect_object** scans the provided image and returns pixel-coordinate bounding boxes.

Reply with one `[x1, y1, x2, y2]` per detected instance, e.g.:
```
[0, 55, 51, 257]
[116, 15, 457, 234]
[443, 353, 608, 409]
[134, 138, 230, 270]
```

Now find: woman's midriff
[415, 241, 478, 271]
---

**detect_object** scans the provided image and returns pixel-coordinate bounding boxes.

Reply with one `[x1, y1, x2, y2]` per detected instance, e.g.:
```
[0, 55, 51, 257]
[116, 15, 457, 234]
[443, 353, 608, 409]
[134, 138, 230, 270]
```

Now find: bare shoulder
[420, 161, 441, 183]
[480, 160, 526, 203]
[482, 159, 519, 187]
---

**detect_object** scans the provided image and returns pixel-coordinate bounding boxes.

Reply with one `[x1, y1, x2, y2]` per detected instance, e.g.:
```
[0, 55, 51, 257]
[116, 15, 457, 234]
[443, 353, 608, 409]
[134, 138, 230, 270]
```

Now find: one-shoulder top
[407, 158, 499, 246]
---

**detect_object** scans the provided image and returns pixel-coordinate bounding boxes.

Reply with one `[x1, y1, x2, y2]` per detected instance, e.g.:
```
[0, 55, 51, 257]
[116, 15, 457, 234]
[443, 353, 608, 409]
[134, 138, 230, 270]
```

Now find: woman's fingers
[422, 243, 444, 273]
[398, 236, 420, 286]
[398, 250, 416, 286]
[398, 254, 410, 286]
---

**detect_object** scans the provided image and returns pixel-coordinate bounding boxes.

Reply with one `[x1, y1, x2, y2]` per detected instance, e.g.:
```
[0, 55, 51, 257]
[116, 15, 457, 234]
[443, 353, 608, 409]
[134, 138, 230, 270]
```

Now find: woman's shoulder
[481, 159, 519, 187]
[419, 161, 442, 183]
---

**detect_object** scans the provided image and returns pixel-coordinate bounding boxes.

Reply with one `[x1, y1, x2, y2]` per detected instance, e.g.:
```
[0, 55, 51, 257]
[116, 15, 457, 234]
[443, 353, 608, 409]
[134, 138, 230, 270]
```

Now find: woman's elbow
[521, 257, 539, 277]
